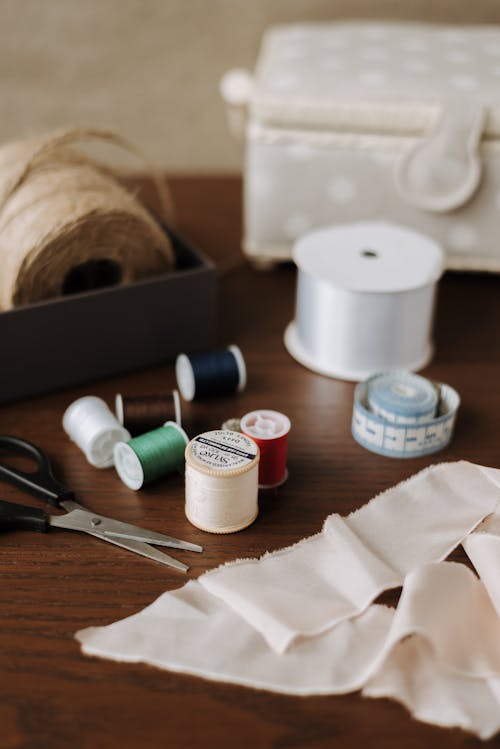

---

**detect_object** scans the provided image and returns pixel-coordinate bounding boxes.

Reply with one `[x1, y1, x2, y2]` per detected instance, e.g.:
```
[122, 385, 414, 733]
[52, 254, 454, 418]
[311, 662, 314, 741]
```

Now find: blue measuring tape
[352, 372, 460, 458]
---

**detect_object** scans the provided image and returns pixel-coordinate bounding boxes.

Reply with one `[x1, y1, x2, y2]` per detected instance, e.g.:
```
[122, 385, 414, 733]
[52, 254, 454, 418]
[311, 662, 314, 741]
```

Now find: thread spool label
[190, 430, 258, 471]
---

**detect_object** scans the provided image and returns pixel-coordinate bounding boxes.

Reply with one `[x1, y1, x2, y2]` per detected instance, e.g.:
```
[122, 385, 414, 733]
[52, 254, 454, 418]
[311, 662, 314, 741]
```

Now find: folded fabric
[200, 461, 500, 653]
[363, 638, 500, 740]
[77, 580, 394, 695]
[463, 512, 500, 617]
[77, 557, 500, 738]
[76, 461, 500, 739]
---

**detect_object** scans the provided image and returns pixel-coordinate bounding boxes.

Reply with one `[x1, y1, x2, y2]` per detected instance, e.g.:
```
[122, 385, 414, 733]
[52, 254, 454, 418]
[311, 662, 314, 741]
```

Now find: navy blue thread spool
[175, 345, 246, 401]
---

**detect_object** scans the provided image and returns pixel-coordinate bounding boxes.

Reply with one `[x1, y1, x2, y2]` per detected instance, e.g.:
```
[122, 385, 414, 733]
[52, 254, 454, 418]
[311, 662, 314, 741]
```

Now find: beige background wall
[2, 0, 500, 172]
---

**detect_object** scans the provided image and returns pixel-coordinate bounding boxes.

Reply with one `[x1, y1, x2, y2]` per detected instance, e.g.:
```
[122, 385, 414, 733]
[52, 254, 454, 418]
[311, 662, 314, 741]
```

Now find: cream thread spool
[63, 395, 130, 468]
[185, 430, 259, 534]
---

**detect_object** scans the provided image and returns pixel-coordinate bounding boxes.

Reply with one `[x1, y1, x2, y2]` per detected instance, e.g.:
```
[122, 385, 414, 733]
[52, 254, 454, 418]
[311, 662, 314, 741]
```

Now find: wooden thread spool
[185, 430, 259, 534]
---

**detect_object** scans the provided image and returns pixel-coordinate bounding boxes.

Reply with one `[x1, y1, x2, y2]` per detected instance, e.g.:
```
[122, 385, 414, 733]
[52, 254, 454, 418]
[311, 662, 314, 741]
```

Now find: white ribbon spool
[284, 222, 445, 382]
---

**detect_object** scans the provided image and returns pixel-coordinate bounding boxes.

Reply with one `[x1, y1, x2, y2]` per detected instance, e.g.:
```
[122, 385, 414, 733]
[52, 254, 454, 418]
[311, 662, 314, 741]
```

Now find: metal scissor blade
[102, 528, 202, 553]
[86, 531, 189, 572]
[50, 512, 189, 571]
[55, 504, 203, 553]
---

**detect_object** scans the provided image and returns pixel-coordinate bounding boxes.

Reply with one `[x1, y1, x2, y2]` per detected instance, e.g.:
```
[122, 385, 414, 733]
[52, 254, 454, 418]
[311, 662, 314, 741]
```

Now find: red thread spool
[240, 410, 290, 489]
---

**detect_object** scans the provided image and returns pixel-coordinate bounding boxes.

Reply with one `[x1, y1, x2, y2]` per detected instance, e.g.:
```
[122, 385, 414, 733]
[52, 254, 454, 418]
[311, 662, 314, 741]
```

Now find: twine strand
[0, 128, 175, 310]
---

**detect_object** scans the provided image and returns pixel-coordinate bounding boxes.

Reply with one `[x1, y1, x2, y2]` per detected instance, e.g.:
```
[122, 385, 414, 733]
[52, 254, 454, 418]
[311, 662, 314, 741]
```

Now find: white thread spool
[185, 430, 259, 534]
[284, 222, 445, 382]
[63, 395, 130, 468]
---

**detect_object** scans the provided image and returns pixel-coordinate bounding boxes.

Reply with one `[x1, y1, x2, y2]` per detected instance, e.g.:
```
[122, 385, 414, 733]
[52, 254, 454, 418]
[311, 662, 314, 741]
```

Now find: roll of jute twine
[0, 127, 175, 309]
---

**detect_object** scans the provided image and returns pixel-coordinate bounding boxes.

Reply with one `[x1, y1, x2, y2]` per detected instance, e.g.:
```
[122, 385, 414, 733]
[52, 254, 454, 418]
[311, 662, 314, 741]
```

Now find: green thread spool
[113, 421, 188, 490]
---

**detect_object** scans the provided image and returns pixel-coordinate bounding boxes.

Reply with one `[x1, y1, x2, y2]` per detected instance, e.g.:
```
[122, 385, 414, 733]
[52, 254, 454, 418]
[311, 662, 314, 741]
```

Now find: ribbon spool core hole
[63, 259, 122, 294]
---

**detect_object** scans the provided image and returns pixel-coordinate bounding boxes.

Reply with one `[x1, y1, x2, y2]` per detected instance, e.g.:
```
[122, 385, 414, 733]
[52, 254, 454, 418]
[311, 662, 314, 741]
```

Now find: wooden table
[1, 177, 500, 749]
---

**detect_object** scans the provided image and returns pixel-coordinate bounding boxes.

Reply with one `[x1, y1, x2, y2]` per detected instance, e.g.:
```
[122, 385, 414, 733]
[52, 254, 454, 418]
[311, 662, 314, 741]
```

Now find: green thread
[128, 424, 187, 484]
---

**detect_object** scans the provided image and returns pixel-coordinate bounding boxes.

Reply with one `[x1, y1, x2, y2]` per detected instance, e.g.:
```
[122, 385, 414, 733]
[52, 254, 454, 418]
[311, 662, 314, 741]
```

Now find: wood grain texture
[1, 176, 500, 749]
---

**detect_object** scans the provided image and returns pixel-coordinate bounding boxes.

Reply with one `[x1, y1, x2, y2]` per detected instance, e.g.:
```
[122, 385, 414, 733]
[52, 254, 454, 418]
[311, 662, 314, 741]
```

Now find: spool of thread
[176, 345, 246, 401]
[115, 390, 181, 436]
[63, 395, 130, 468]
[0, 127, 175, 310]
[221, 417, 241, 432]
[114, 421, 189, 490]
[352, 371, 460, 458]
[240, 410, 290, 488]
[284, 222, 444, 381]
[185, 430, 259, 533]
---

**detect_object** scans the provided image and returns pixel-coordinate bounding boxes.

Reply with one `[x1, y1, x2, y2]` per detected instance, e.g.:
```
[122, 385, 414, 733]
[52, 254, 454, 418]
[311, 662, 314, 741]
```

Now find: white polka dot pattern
[327, 176, 357, 204]
[284, 213, 311, 239]
[450, 74, 478, 90]
[242, 22, 500, 273]
[258, 21, 500, 114]
[404, 59, 431, 74]
[359, 71, 387, 87]
[287, 143, 315, 161]
[360, 47, 388, 62]
[248, 173, 273, 199]
[447, 224, 478, 253]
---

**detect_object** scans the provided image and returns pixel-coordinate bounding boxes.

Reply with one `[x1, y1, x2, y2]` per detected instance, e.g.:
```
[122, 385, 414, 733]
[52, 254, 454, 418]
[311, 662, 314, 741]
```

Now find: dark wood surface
[1, 176, 500, 749]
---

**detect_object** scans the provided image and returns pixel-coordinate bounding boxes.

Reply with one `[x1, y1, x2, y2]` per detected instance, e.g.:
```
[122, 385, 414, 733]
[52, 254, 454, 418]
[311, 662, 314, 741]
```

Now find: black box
[0, 227, 217, 404]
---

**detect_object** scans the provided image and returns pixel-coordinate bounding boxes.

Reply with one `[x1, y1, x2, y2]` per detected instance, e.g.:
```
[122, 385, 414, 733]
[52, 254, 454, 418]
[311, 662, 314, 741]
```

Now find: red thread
[240, 410, 290, 488]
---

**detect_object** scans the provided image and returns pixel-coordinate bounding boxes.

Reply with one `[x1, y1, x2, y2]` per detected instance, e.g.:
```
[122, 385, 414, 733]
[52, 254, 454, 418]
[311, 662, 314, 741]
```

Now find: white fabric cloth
[76, 461, 500, 739]
[200, 461, 500, 653]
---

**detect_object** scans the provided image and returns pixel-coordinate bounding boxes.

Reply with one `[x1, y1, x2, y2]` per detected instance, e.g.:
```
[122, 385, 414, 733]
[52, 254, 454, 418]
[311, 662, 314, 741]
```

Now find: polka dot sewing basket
[221, 21, 500, 271]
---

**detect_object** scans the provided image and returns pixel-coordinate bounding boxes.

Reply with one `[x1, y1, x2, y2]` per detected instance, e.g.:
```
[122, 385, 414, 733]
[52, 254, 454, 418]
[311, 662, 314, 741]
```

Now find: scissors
[0, 434, 202, 572]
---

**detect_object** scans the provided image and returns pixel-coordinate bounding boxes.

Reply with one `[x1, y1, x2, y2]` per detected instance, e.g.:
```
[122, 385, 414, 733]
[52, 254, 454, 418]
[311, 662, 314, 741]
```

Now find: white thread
[221, 418, 242, 432]
[63, 395, 130, 468]
[185, 430, 259, 534]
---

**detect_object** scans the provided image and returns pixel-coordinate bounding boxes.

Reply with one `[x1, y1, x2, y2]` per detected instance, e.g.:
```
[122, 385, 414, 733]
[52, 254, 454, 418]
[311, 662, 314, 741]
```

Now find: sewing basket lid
[243, 21, 500, 211]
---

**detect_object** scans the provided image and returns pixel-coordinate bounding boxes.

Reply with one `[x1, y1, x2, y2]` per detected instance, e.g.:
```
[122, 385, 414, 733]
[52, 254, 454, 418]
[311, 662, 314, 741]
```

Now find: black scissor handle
[0, 499, 49, 532]
[0, 435, 74, 507]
